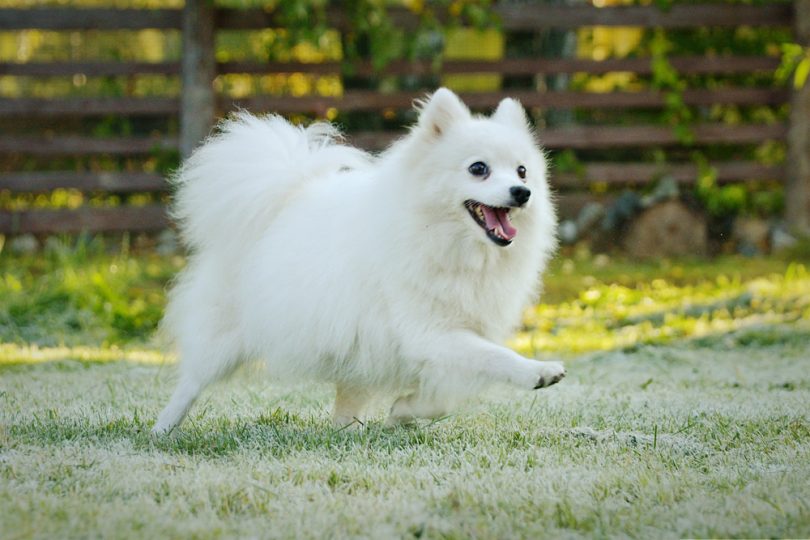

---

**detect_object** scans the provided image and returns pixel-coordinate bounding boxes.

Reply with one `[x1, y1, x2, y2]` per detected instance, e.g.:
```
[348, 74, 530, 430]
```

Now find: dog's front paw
[533, 361, 566, 389]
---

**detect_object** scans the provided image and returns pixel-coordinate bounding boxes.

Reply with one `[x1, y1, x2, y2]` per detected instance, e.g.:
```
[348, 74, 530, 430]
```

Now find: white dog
[152, 88, 564, 434]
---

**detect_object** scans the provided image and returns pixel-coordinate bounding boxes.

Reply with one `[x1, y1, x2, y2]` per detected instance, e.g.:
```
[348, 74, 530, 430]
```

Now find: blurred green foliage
[0, 236, 183, 346]
[1, 237, 807, 358]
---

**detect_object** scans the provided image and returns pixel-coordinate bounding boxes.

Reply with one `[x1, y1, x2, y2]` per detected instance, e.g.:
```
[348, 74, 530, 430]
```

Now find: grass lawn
[1, 238, 809, 538]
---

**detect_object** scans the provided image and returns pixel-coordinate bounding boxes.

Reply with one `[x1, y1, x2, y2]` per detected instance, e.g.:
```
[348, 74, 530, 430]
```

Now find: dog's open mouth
[464, 200, 517, 246]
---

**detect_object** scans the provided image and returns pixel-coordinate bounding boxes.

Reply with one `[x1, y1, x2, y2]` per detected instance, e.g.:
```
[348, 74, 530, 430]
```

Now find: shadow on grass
[9, 404, 779, 461]
[6, 407, 466, 459]
[615, 322, 810, 354]
[5, 405, 683, 459]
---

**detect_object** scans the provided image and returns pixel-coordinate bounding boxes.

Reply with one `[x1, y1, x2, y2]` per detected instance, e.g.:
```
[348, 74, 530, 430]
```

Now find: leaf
[794, 56, 810, 89]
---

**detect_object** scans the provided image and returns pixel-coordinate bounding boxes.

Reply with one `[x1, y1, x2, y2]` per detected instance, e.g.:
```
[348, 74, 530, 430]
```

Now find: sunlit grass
[513, 262, 810, 356]
[0, 343, 171, 367]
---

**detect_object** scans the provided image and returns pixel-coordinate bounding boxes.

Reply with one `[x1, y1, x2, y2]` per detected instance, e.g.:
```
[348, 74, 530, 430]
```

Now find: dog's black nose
[510, 186, 531, 206]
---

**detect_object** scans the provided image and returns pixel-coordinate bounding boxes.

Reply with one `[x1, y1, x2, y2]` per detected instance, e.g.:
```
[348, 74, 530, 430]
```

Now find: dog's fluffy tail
[171, 112, 369, 255]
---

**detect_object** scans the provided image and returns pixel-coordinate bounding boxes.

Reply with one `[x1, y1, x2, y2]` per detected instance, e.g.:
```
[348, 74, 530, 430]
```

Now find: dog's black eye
[517, 165, 527, 179]
[468, 161, 489, 177]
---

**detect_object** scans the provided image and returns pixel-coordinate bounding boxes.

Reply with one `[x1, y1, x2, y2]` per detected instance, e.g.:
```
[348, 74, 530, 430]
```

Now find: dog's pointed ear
[416, 88, 470, 137]
[492, 98, 528, 129]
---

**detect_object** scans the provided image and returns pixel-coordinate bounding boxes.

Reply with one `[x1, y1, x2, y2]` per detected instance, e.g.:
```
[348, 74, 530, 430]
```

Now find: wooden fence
[1, 1, 808, 235]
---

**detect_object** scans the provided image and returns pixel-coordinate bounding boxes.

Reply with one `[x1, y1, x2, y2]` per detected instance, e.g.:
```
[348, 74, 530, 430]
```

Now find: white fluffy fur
[153, 88, 563, 433]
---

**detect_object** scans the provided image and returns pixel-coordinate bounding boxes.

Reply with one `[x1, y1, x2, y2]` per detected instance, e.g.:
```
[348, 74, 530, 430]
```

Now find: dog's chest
[398, 254, 529, 339]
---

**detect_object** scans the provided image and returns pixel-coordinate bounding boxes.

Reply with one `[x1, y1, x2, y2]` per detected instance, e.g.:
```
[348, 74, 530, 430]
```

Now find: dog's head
[406, 88, 552, 249]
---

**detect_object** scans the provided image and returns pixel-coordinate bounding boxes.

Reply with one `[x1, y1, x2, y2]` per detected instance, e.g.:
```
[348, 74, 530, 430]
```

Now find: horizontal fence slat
[348, 123, 788, 151]
[0, 205, 169, 234]
[540, 123, 789, 149]
[0, 61, 180, 76]
[0, 8, 181, 30]
[1, 88, 786, 117]
[223, 88, 788, 116]
[0, 172, 167, 193]
[0, 124, 786, 157]
[0, 194, 598, 233]
[495, 3, 793, 30]
[667, 56, 781, 75]
[553, 162, 785, 188]
[0, 162, 784, 234]
[220, 56, 783, 77]
[0, 97, 179, 116]
[218, 5, 793, 31]
[0, 136, 178, 155]
[0, 162, 782, 195]
[460, 88, 789, 109]
[1, 55, 781, 78]
[0, 4, 792, 31]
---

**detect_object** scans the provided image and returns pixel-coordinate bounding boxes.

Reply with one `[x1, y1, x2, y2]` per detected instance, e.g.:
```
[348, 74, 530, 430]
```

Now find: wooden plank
[2, 55, 779, 78]
[495, 3, 793, 30]
[348, 123, 788, 151]
[540, 123, 788, 149]
[0, 172, 167, 193]
[0, 97, 178, 116]
[553, 162, 785, 189]
[0, 88, 787, 117]
[0, 205, 169, 235]
[0, 124, 787, 157]
[0, 199, 603, 233]
[339, 56, 782, 77]
[0, 9, 181, 30]
[0, 163, 777, 195]
[0, 4, 791, 31]
[223, 88, 788, 116]
[0, 62, 180, 76]
[667, 56, 781, 76]
[460, 88, 789, 109]
[0, 136, 178, 155]
[218, 4, 792, 30]
[0, 163, 777, 196]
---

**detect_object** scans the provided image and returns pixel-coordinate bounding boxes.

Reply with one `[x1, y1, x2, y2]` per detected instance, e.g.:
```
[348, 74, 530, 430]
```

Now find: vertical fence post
[180, 0, 216, 159]
[787, 0, 810, 235]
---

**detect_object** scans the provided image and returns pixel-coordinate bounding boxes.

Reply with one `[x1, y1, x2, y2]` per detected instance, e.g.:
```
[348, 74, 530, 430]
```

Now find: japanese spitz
[152, 88, 564, 434]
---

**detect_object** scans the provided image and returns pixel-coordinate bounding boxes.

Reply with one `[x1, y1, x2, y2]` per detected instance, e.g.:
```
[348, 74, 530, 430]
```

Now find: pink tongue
[481, 205, 517, 240]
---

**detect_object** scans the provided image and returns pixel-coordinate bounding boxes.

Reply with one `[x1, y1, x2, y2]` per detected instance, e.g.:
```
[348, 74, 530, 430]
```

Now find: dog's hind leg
[152, 375, 204, 435]
[332, 384, 371, 429]
[386, 392, 446, 426]
[152, 332, 243, 435]
[388, 330, 565, 424]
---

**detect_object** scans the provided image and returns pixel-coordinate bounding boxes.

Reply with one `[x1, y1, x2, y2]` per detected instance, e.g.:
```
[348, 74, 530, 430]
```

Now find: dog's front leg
[388, 330, 565, 425]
